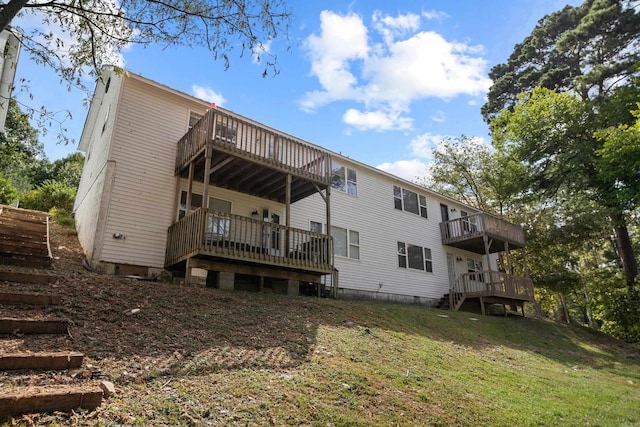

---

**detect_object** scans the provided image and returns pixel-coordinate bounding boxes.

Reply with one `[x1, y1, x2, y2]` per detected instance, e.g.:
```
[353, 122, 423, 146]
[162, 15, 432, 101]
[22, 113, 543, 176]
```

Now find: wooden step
[0, 252, 52, 269]
[0, 271, 58, 284]
[0, 318, 69, 335]
[0, 292, 62, 305]
[0, 240, 50, 255]
[0, 385, 103, 418]
[0, 352, 83, 371]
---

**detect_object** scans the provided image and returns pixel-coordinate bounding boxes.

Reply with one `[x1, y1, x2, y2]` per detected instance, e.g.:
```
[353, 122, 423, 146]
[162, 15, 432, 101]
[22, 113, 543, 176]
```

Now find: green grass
[4, 283, 638, 426]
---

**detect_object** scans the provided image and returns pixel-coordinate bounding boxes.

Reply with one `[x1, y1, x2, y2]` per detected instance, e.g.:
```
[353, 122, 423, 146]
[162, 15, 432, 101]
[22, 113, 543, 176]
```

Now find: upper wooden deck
[440, 212, 525, 254]
[175, 109, 332, 204]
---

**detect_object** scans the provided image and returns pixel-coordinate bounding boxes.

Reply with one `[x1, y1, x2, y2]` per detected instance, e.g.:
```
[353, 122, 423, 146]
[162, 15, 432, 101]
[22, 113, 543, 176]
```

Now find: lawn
[0, 223, 638, 426]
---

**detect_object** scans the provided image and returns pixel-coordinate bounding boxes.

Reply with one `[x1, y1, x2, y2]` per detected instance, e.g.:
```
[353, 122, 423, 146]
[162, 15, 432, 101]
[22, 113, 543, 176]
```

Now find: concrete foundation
[337, 288, 438, 306]
[205, 270, 236, 290]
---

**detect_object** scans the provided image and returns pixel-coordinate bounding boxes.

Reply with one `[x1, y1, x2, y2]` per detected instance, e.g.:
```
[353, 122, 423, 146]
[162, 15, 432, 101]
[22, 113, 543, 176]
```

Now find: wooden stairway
[0, 208, 107, 419]
[0, 206, 52, 269]
[0, 272, 105, 420]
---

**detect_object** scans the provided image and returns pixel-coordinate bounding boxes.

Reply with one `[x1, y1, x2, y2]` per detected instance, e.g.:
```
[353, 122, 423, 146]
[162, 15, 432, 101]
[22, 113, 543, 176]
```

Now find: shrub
[20, 179, 76, 212]
[0, 174, 18, 205]
[49, 207, 75, 228]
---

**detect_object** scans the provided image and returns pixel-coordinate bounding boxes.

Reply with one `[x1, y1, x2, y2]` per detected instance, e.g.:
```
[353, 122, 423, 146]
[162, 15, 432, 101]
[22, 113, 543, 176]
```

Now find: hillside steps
[435, 294, 450, 310]
[0, 386, 104, 419]
[0, 233, 107, 420]
[0, 206, 52, 269]
[435, 293, 465, 311]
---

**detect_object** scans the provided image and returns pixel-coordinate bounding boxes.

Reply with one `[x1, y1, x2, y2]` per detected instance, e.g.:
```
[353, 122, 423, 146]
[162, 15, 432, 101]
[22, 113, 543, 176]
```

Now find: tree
[1, 0, 291, 102]
[482, 0, 640, 120]
[484, 0, 640, 290]
[422, 136, 528, 217]
[0, 98, 45, 193]
[36, 151, 85, 189]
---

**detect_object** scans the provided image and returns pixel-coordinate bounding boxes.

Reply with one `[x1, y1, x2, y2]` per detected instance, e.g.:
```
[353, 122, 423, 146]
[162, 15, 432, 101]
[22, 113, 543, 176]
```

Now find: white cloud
[252, 40, 271, 64]
[343, 108, 412, 131]
[376, 159, 427, 182]
[422, 10, 449, 20]
[431, 110, 446, 123]
[372, 11, 421, 45]
[301, 10, 491, 132]
[301, 10, 368, 111]
[192, 85, 226, 106]
[410, 132, 449, 159]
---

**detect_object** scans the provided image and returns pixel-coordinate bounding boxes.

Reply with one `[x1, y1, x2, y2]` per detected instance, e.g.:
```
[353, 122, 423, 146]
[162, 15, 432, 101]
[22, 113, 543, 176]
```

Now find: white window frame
[331, 162, 357, 196]
[397, 241, 433, 273]
[393, 185, 427, 218]
[331, 226, 360, 260]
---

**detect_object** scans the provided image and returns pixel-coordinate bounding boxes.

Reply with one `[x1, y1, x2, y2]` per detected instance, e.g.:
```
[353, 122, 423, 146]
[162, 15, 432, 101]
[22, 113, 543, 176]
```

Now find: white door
[262, 208, 282, 255]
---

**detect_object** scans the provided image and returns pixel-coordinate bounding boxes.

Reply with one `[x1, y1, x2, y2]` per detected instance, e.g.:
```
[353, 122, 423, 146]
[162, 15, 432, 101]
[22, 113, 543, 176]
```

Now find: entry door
[446, 253, 456, 290]
[262, 209, 282, 254]
[440, 204, 450, 238]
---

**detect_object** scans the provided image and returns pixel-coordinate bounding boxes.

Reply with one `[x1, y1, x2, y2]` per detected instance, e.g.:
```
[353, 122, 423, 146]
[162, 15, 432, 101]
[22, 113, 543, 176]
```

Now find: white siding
[291, 157, 487, 300]
[96, 77, 203, 267]
[175, 179, 286, 221]
[76, 70, 499, 301]
[74, 70, 123, 262]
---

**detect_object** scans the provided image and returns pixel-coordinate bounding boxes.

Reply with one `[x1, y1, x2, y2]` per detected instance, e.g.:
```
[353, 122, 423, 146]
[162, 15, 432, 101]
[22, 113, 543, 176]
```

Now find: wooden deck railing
[175, 109, 331, 184]
[440, 213, 525, 247]
[165, 208, 334, 273]
[449, 271, 534, 311]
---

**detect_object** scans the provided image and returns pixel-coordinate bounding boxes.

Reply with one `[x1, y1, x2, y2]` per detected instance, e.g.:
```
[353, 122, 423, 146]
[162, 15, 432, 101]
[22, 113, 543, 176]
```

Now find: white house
[74, 67, 533, 312]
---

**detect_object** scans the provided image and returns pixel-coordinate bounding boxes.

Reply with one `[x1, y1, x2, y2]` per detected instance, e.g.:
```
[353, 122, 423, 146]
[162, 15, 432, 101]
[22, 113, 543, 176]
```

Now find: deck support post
[203, 144, 211, 205]
[504, 241, 512, 274]
[186, 162, 194, 215]
[325, 185, 336, 298]
[285, 174, 291, 255]
[185, 257, 193, 285]
[479, 296, 486, 315]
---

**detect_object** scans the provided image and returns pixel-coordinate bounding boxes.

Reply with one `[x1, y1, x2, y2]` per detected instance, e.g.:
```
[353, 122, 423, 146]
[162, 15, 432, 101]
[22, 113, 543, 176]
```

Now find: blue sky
[13, 0, 581, 181]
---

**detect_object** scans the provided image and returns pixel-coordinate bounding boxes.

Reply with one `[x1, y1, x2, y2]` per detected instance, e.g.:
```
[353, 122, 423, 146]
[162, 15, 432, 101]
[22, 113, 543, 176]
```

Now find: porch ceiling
[178, 149, 325, 204]
[442, 234, 521, 254]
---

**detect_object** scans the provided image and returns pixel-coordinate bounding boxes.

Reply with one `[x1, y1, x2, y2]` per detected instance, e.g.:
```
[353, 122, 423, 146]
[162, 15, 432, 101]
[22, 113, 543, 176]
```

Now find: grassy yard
[3, 288, 638, 426]
[1, 224, 638, 426]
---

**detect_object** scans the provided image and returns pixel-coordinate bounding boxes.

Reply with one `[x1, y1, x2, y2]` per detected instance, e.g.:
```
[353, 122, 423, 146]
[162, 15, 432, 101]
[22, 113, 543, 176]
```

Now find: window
[215, 122, 237, 144]
[101, 105, 110, 135]
[467, 258, 484, 281]
[331, 226, 360, 259]
[189, 111, 203, 129]
[393, 185, 427, 218]
[398, 242, 433, 272]
[178, 191, 203, 219]
[331, 162, 357, 196]
[310, 221, 323, 234]
[178, 191, 230, 219]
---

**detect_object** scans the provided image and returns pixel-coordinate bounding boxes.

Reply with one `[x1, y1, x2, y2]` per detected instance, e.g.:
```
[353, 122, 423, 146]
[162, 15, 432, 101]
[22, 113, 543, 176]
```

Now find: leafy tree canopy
[482, 0, 640, 121]
[0, 0, 291, 101]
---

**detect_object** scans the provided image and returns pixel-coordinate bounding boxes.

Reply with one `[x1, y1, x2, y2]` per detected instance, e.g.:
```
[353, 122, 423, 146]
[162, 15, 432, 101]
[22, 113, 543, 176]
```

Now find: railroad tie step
[0, 271, 58, 284]
[0, 352, 84, 371]
[0, 385, 103, 419]
[0, 292, 62, 305]
[0, 318, 69, 335]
